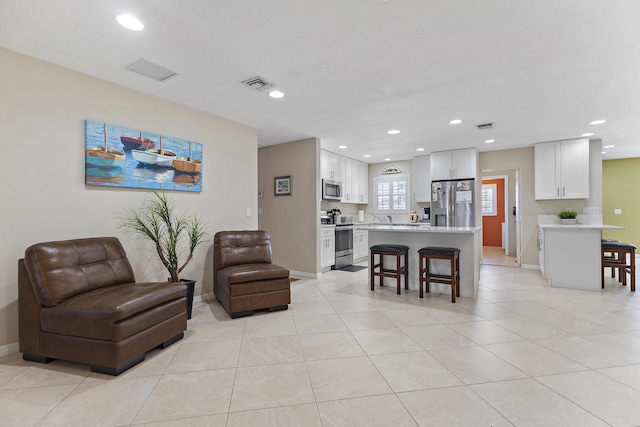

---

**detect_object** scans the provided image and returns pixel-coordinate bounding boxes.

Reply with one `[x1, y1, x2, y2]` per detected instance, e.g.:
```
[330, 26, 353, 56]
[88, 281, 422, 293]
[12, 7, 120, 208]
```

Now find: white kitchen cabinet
[430, 148, 477, 180]
[534, 138, 589, 200]
[412, 155, 431, 202]
[321, 150, 342, 181]
[320, 227, 336, 268]
[340, 156, 354, 202]
[353, 229, 369, 261]
[357, 161, 369, 204]
[538, 227, 546, 278]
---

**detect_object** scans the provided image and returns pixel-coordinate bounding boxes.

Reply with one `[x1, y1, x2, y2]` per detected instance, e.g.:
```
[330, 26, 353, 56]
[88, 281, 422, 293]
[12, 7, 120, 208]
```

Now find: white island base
[359, 225, 481, 298]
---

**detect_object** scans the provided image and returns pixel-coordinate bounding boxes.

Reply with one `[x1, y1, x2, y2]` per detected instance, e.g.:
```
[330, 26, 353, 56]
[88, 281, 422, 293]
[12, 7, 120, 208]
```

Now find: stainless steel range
[332, 223, 354, 269]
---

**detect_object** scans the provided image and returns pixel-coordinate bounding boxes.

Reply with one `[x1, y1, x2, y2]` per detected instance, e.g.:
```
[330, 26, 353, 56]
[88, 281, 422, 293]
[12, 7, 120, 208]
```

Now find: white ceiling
[2, 0, 639, 162]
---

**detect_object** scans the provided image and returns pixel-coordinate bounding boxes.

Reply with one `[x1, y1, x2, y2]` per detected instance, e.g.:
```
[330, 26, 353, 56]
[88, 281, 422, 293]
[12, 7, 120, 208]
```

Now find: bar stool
[601, 239, 622, 279]
[418, 247, 460, 303]
[369, 244, 409, 295]
[601, 241, 636, 291]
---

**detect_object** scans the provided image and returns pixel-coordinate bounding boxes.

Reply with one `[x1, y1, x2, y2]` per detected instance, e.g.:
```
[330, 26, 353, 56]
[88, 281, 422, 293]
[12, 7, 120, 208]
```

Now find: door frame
[481, 169, 522, 266]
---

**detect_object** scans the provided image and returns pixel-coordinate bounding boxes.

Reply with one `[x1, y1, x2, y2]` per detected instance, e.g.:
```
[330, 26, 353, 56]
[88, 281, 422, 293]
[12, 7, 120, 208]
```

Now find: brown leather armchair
[214, 230, 290, 318]
[18, 237, 187, 375]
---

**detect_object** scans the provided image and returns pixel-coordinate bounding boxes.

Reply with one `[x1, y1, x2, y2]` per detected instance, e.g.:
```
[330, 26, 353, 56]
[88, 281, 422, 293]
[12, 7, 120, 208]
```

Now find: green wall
[602, 158, 640, 246]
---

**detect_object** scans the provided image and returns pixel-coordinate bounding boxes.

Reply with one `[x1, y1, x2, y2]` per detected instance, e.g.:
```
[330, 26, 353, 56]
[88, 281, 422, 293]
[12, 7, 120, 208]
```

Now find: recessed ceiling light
[449, 119, 462, 125]
[581, 133, 594, 137]
[268, 90, 284, 99]
[590, 119, 606, 125]
[387, 130, 400, 135]
[416, 148, 425, 152]
[603, 145, 614, 149]
[116, 14, 144, 31]
[364, 154, 371, 158]
[338, 145, 348, 149]
[484, 139, 495, 144]
[384, 158, 391, 161]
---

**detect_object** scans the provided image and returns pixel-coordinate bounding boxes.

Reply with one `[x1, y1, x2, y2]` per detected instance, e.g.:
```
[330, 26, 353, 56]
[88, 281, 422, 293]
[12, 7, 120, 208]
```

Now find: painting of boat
[85, 123, 125, 168]
[120, 131, 155, 151]
[172, 141, 202, 173]
[85, 119, 202, 192]
[131, 136, 177, 167]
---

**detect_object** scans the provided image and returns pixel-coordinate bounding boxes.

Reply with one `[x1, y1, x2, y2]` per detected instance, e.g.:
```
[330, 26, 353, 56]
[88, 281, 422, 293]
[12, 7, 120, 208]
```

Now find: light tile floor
[1, 263, 639, 426]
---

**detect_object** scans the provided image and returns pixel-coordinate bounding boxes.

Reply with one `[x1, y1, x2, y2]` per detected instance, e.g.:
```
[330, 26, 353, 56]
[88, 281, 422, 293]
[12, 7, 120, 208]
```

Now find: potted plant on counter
[116, 191, 209, 319]
[558, 209, 578, 224]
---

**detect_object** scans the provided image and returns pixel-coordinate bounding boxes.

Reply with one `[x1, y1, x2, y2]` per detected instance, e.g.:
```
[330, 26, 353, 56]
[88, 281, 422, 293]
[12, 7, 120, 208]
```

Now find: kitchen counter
[537, 217, 626, 291]
[538, 223, 625, 230]
[361, 225, 481, 298]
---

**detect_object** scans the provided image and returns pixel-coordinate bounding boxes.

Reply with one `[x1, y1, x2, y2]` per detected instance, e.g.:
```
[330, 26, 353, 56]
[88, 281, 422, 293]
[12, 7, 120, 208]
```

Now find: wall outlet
[582, 207, 599, 214]
[614, 208, 622, 215]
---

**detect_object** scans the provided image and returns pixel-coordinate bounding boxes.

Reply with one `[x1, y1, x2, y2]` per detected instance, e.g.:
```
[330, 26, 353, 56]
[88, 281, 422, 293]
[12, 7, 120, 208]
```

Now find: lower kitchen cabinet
[353, 229, 369, 261]
[320, 227, 336, 268]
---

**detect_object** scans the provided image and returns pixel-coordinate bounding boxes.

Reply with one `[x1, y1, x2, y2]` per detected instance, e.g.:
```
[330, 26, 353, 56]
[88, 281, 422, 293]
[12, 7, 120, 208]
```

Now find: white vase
[560, 218, 577, 224]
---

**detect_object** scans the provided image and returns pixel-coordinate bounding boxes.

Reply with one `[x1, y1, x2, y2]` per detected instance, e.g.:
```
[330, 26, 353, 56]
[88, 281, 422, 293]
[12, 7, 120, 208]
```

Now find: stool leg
[380, 255, 384, 287]
[601, 249, 605, 289]
[425, 257, 430, 294]
[419, 254, 424, 298]
[404, 252, 409, 290]
[370, 250, 374, 291]
[396, 253, 401, 295]
[631, 250, 636, 292]
[450, 254, 455, 303]
[456, 253, 460, 298]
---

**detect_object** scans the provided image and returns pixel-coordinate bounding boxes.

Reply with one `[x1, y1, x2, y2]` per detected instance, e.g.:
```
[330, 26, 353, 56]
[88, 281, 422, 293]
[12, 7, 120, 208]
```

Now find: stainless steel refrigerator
[431, 179, 476, 227]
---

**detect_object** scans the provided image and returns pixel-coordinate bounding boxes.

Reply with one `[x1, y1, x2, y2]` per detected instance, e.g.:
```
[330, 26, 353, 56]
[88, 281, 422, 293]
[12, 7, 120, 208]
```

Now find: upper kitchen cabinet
[430, 148, 477, 180]
[321, 150, 342, 181]
[534, 138, 589, 200]
[340, 156, 354, 202]
[412, 155, 431, 202]
[321, 150, 368, 204]
[357, 160, 369, 204]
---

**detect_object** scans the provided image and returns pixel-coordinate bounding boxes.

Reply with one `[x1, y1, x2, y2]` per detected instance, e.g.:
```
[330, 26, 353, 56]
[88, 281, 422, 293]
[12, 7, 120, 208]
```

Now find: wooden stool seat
[601, 242, 636, 291]
[418, 246, 460, 303]
[369, 244, 409, 295]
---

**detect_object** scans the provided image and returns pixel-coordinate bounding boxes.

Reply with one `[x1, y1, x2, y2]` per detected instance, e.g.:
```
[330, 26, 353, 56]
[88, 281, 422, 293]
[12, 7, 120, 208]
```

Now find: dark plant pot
[180, 279, 196, 319]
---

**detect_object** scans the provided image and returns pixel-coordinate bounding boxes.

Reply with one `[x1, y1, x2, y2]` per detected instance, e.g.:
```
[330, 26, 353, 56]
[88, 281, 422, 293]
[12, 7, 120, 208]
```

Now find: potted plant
[558, 209, 578, 224]
[116, 191, 209, 318]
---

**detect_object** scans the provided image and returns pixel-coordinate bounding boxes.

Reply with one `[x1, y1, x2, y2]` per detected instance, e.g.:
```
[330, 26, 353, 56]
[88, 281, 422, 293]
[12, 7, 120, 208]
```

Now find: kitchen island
[357, 224, 482, 298]
[538, 221, 626, 291]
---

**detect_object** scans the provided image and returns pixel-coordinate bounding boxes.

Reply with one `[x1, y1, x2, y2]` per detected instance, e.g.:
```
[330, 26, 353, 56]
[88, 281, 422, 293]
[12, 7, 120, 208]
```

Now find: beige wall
[602, 158, 640, 246]
[258, 138, 320, 274]
[480, 139, 603, 267]
[0, 48, 259, 351]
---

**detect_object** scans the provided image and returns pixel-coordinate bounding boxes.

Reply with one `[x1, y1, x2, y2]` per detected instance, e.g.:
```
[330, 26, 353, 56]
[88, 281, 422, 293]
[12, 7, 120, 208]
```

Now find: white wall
[0, 48, 259, 349]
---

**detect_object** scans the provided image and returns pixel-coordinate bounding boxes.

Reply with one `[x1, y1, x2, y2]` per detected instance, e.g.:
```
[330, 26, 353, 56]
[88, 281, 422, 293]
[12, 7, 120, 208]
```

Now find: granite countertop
[357, 224, 481, 233]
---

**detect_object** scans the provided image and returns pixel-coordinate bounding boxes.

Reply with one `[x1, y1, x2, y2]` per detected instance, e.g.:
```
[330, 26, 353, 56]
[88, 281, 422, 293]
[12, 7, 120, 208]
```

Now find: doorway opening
[481, 169, 521, 267]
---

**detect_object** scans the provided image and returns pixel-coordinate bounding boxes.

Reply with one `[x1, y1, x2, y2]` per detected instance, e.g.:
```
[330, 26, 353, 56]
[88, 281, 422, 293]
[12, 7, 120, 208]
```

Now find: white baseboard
[521, 264, 540, 270]
[0, 342, 19, 357]
[289, 270, 320, 279]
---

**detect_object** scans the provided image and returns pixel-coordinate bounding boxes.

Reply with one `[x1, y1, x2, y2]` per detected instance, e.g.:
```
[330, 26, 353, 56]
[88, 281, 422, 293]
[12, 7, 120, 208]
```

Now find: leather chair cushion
[40, 282, 186, 341]
[215, 230, 273, 270]
[217, 263, 289, 286]
[24, 237, 136, 307]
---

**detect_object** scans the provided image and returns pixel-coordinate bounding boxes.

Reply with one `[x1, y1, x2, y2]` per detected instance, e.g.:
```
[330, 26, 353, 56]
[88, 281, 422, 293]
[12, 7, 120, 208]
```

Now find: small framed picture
[274, 175, 292, 196]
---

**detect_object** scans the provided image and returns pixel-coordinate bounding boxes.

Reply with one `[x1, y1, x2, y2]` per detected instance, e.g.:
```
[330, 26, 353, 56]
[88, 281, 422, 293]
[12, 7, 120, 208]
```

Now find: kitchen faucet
[387, 215, 392, 223]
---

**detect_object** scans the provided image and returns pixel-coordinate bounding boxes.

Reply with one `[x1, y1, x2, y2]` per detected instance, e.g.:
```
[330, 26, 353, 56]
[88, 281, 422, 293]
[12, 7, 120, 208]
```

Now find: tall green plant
[116, 191, 209, 282]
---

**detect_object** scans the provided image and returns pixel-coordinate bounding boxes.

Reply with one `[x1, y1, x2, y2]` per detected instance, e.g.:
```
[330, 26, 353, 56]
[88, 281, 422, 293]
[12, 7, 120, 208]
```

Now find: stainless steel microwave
[322, 179, 342, 200]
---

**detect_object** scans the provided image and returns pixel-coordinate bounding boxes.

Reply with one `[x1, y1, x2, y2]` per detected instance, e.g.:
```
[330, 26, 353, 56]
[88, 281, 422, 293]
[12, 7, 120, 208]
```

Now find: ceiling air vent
[475, 122, 495, 130]
[241, 76, 276, 91]
[126, 58, 178, 82]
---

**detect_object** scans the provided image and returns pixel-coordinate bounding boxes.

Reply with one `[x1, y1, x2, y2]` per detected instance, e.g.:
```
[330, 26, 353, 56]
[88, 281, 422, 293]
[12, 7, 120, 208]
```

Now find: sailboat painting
[85, 119, 203, 192]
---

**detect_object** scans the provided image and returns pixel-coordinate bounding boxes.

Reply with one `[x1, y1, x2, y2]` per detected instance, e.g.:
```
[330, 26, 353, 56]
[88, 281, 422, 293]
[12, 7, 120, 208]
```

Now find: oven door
[333, 227, 353, 269]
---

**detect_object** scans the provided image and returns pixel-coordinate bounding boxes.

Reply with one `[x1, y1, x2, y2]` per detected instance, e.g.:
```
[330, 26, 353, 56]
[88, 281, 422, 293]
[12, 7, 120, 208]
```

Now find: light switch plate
[582, 207, 598, 214]
[245, 208, 251, 217]
[614, 208, 622, 215]
[258, 208, 263, 214]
